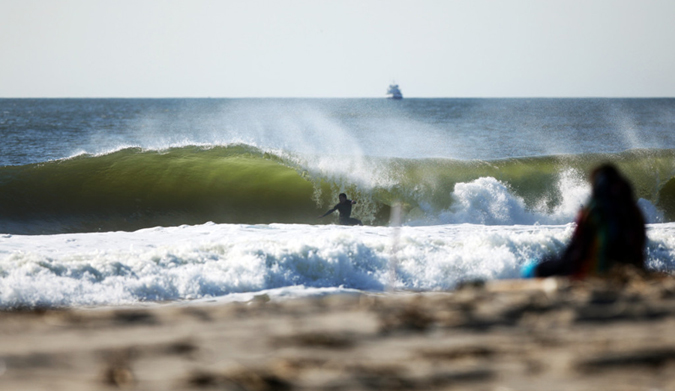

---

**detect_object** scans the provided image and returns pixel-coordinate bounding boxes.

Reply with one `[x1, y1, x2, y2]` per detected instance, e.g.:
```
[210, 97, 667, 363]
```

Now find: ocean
[1, 98, 675, 308]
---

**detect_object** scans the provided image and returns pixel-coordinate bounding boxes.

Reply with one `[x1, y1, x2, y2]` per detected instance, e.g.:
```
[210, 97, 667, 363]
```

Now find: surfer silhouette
[524, 163, 646, 278]
[319, 193, 363, 226]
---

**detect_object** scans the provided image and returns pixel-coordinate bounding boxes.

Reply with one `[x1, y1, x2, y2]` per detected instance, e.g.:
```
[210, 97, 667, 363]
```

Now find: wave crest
[1, 145, 674, 234]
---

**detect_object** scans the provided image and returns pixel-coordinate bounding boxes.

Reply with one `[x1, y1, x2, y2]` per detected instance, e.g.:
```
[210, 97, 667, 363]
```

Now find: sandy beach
[2, 269, 675, 391]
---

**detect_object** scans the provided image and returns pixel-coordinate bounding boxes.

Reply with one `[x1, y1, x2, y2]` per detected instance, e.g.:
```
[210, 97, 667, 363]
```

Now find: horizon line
[1, 96, 674, 100]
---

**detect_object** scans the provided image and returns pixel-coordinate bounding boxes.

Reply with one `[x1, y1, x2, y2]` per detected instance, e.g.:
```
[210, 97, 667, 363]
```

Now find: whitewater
[1, 98, 675, 308]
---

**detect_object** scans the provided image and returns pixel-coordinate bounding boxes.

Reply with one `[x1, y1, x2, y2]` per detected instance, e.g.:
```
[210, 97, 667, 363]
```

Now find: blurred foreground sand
[3, 270, 675, 390]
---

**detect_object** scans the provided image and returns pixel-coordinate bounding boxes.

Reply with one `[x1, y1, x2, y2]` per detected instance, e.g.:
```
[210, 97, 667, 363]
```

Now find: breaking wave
[0, 145, 673, 234]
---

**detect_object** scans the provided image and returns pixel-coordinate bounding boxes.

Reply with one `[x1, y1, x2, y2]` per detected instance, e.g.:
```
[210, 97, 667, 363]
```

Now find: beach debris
[251, 294, 271, 304]
[180, 307, 213, 322]
[378, 299, 435, 334]
[418, 345, 496, 361]
[112, 310, 158, 326]
[187, 367, 292, 391]
[577, 347, 675, 372]
[339, 363, 494, 390]
[101, 348, 136, 388]
[162, 339, 199, 357]
[273, 331, 356, 349]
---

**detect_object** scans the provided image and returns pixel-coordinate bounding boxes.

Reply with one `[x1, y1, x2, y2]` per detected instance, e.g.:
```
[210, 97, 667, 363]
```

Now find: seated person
[527, 164, 646, 278]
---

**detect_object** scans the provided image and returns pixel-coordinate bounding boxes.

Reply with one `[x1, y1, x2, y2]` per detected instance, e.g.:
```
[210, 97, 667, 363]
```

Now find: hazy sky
[1, 0, 674, 98]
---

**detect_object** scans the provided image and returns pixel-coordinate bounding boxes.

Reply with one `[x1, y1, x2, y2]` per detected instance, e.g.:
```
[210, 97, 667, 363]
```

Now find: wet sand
[3, 270, 675, 390]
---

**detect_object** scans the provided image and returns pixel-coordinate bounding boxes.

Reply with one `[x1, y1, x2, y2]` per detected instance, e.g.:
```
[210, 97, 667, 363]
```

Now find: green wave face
[0, 146, 325, 233]
[1, 145, 674, 234]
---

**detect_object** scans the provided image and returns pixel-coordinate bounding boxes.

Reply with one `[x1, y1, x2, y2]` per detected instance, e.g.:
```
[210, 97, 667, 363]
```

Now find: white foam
[0, 222, 578, 308]
[424, 171, 663, 225]
[437, 177, 538, 225]
[644, 224, 675, 272]
[2, 219, 672, 309]
[426, 172, 586, 225]
[639, 198, 665, 224]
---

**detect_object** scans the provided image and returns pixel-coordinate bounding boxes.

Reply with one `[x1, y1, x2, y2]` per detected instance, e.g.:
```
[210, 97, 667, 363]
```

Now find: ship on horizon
[387, 83, 403, 99]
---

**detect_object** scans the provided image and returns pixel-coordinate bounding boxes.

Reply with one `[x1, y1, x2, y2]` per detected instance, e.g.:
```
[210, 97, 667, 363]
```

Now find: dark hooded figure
[532, 164, 646, 278]
[318, 193, 363, 226]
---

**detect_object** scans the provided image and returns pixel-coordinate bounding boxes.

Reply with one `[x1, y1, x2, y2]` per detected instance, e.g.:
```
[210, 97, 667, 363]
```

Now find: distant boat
[387, 83, 403, 99]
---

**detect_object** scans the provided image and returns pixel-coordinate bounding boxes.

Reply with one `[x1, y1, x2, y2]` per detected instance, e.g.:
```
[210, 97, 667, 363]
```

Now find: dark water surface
[2, 98, 674, 166]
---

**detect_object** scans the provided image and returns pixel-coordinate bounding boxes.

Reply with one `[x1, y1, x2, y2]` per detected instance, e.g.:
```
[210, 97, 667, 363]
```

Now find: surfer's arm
[318, 206, 338, 219]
